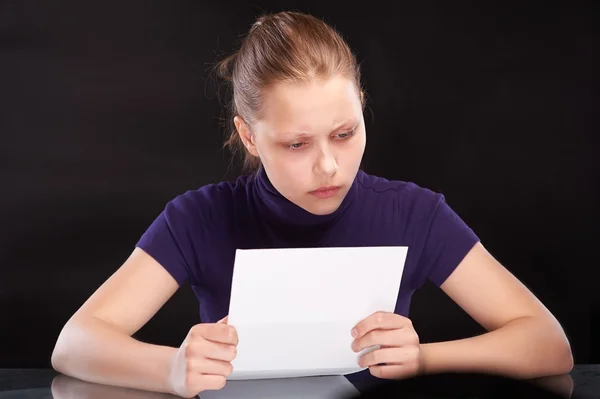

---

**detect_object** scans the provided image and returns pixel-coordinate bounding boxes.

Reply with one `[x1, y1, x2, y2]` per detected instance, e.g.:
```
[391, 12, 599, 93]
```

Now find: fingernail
[351, 328, 358, 338]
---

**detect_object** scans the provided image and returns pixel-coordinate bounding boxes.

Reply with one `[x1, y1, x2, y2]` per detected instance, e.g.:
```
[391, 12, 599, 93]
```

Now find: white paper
[226, 246, 407, 380]
[199, 375, 359, 399]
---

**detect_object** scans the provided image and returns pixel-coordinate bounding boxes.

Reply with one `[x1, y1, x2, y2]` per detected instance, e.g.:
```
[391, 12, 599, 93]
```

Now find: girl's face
[235, 74, 366, 215]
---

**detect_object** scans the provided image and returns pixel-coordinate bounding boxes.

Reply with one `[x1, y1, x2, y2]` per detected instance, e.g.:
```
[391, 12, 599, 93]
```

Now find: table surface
[0, 365, 598, 398]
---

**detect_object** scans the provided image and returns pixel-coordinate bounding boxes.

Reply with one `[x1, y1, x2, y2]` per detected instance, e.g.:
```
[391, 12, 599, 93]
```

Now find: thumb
[217, 316, 229, 324]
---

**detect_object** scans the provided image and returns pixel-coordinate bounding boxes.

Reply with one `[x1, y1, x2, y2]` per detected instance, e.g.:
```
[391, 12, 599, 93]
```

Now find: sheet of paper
[199, 375, 359, 399]
[226, 246, 408, 380]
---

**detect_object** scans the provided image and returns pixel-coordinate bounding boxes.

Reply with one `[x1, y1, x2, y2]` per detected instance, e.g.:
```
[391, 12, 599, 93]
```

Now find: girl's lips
[309, 186, 340, 198]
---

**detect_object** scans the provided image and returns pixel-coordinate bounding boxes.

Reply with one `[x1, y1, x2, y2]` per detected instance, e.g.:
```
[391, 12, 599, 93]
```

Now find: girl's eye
[335, 129, 356, 140]
[288, 142, 306, 150]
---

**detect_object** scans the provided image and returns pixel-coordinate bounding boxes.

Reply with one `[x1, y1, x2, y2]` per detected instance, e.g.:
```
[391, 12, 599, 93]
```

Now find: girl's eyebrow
[279, 118, 359, 140]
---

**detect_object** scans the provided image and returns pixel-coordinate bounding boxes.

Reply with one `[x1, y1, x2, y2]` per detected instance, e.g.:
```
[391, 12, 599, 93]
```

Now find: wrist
[416, 343, 427, 376]
[418, 341, 452, 376]
[160, 345, 180, 396]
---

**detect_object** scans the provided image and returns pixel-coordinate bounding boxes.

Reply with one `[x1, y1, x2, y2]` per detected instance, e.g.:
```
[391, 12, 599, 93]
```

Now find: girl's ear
[234, 116, 259, 157]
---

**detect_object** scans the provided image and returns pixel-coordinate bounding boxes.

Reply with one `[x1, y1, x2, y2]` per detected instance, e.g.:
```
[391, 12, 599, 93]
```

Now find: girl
[51, 11, 573, 398]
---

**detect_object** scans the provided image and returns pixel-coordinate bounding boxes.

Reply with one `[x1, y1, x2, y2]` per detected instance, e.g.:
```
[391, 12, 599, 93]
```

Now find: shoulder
[355, 170, 445, 212]
[163, 174, 253, 224]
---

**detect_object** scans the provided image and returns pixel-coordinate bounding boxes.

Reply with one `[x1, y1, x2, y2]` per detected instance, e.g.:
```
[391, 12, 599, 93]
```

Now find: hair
[213, 11, 366, 173]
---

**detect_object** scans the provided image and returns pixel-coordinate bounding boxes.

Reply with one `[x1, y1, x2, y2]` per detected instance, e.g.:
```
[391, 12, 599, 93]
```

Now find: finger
[369, 364, 418, 380]
[359, 346, 417, 368]
[190, 323, 238, 345]
[352, 328, 409, 352]
[187, 357, 233, 377]
[218, 316, 228, 324]
[186, 338, 238, 362]
[352, 312, 411, 339]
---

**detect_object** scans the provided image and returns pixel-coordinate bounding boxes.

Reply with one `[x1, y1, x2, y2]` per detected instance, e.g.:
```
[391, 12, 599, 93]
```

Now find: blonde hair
[214, 11, 365, 172]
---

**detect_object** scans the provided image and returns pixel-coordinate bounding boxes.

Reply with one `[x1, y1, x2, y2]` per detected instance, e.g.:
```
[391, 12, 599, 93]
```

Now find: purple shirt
[136, 168, 479, 386]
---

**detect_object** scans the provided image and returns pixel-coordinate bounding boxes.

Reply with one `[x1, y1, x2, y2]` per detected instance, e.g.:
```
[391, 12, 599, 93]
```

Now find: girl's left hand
[351, 311, 423, 379]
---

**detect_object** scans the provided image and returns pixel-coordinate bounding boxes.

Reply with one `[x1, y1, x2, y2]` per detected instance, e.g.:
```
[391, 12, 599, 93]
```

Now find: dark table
[0, 365, 598, 398]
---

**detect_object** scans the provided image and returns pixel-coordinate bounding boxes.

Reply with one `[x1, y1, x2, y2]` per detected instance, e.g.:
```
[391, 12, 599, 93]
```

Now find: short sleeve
[136, 195, 199, 286]
[418, 195, 480, 287]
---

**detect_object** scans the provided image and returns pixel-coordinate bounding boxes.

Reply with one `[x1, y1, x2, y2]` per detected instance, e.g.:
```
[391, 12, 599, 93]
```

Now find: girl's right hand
[168, 316, 238, 398]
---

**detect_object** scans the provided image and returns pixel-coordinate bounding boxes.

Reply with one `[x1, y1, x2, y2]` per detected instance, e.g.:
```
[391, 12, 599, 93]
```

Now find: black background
[1, 0, 597, 368]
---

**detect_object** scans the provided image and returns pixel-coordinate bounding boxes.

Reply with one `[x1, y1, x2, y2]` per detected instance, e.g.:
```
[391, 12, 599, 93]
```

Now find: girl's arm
[420, 242, 573, 379]
[51, 248, 180, 394]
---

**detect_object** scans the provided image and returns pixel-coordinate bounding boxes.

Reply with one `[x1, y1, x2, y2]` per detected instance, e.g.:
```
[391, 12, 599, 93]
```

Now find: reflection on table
[48, 371, 574, 399]
[50, 373, 358, 399]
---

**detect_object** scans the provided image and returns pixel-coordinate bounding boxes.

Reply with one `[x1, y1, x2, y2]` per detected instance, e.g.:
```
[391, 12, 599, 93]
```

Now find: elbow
[50, 322, 77, 375]
[551, 319, 574, 375]
[556, 338, 574, 375]
[50, 331, 67, 373]
[522, 316, 574, 378]
[542, 321, 574, 376]
[543, 343, 574, 378]
[50, 349, 63, 374]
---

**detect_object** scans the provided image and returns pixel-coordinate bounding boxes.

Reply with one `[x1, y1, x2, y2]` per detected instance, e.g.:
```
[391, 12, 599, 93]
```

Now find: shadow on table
[353, 372, 574, 399]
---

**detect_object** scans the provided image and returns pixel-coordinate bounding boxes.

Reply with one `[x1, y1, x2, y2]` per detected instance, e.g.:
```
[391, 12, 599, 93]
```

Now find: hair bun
[216, 52, 237, 82]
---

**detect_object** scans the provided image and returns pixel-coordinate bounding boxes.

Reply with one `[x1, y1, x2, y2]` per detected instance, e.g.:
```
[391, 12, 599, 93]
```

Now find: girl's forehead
[256, 76, 362, 129]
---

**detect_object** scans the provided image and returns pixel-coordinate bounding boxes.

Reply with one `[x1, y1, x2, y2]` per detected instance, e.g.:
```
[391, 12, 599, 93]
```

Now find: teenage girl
[51, 11, 573, 398]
